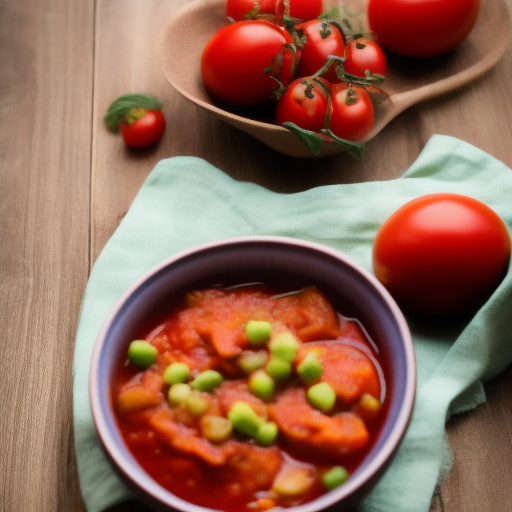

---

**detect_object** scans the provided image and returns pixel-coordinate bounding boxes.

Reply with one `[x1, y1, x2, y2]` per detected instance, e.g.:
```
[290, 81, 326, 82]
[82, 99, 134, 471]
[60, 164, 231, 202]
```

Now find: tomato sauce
[112, 285, 387, 512]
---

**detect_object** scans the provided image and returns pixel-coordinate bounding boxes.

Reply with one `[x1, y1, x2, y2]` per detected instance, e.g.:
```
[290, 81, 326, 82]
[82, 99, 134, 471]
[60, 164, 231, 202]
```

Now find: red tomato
[201, 20, 298, 107]
[368, 0, 481, 57]
[344, 38, 387, 77]
[275, 78, 329, 132]
[295, 19, 346, 82]
[372, 194, 511, 316]
[226, 0, 276, 20]
[276, 0, 324, 20]
[329, 83, 374, 142]
[120, 109, 166, 148]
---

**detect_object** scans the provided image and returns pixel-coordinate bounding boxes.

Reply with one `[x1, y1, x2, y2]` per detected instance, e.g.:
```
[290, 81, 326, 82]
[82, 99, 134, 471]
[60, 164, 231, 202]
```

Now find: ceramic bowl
[90, 236, 416, 512]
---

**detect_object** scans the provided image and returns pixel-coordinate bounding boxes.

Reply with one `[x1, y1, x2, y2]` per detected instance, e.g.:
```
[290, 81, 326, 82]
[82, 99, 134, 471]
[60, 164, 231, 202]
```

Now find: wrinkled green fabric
[73, 135, 512, 512]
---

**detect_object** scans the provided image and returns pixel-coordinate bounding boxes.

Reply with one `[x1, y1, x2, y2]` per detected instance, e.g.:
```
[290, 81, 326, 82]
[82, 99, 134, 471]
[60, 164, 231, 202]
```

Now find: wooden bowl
[158, 0, 511, 158]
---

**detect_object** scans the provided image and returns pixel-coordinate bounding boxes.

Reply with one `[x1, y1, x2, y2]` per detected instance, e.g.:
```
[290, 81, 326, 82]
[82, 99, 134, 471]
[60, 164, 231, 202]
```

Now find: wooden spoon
[158, 0, 511, 158]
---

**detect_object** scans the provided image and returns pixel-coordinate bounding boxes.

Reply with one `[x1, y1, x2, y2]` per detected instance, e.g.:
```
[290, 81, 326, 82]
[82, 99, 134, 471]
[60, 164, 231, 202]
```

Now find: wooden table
[1, 1, 511, 511]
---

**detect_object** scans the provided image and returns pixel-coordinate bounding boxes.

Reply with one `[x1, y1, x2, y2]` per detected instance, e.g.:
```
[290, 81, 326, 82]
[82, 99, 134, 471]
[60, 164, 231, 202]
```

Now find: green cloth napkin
[73, 135, 512, 512]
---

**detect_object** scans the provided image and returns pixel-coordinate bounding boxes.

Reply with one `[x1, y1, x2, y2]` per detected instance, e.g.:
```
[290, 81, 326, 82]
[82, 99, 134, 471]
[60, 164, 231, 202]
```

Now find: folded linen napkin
[73, 135, 512, 512]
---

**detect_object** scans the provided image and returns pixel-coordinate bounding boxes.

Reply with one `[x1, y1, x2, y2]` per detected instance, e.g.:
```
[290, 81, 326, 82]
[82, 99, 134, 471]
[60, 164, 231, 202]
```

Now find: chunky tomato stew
[113, 285, 386, 511]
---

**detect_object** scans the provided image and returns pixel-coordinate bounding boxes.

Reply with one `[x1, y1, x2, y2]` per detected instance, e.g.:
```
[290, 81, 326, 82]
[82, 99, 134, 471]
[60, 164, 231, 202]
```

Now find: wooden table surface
[1, 1, 512, 511]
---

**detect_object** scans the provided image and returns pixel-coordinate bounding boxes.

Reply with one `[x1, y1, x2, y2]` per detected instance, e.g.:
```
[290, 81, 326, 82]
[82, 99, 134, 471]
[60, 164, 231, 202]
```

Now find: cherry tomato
[295, 19, 346, 83]
[120, 109, 166, 148]
[226, 0, 276, 20]
[372, 194, 511, 316]
[329, 83, 374, 142]
[277, 0, 324, 20]
[368, 0, 481, 57]
[344, 38, 387, 78]
[275, 77, 329, 132]
[201, 20, 298, 107]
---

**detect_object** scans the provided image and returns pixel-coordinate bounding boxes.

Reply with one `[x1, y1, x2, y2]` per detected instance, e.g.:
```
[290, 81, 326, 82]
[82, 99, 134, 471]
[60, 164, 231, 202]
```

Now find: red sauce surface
[113, 285, 387, 512]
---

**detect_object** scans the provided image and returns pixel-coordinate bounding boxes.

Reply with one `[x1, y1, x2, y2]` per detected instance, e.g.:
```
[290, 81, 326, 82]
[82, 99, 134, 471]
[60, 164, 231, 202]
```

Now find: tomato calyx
[124, 107, 147, 126]
[104, 93, 163, 132]
[292, 18, 346, 51]
[242, 5, 261, 20]
[344, 85, 357, 106]
[319, 20, 332, 39]
[319, 7, 366, 40]
[302, 82, 315, 99]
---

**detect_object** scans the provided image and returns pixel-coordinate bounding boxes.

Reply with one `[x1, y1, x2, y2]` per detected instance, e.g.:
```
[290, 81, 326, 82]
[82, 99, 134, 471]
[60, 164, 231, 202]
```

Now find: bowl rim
[89, 235, 416, 512]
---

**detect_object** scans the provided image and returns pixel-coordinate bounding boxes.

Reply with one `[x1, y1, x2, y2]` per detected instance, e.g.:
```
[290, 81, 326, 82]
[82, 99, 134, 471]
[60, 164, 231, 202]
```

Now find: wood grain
[0, 0, 94, 511]
[1, 0, 511, 511]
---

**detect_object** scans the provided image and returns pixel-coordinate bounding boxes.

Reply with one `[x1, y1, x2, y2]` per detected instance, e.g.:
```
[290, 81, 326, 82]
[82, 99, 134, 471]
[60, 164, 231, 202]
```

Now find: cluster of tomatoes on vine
[201, 0, 388, 156]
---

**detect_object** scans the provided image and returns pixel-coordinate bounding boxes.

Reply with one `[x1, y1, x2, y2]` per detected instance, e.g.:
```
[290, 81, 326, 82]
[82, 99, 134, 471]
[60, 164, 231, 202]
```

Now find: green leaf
[321, 129, 365, 159]
[283, 122, 323, 156]
[104, 93, 163, 131]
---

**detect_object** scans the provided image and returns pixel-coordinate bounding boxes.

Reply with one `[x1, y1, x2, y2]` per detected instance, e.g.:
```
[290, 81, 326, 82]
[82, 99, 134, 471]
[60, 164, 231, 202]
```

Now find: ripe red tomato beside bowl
[372, 194, 511, 317]
[367, 0, 481, 57]
[90, 237, 416, 512]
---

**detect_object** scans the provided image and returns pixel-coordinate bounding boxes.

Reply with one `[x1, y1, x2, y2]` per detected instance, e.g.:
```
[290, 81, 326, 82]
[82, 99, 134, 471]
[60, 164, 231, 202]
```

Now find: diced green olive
[227, 401, 264, 437]
[248, 370, 275, 402]
[186, 392, 210, 416]
[272, 467, 314, 497]
[200, 415, 233, 444]
[322, 466, 349, 490]
[307, 382, 336, 413]
[237, 351, 268, 374]
[245, 320, 272, 345]
[163, 362, 190, 385]
[255, 421, 278, 447]
[190, 370, 223, 392]
[297, 353, 323, 383]
[265, 356, 291, 381]
[127, 340, 158, 368]
[168, 383, 191, 406]
[269, 332, 299, 363]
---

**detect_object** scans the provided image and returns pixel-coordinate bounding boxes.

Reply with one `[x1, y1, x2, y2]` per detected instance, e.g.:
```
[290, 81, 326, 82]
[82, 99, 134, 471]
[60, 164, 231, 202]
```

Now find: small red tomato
[275, 78, 329, 132]
[344, 38, 387, 78]
[120, 109, 166, 148]
[368, 0, 481, 57]
[295, 19, 346, 82]
[276, 0, 324, 20]
[329, 83, 374, 142]
[372, 194, 511, 316]
[226, 0, 276, 20]
[201, 20, 298, 107]
[104, 94, 166, 148]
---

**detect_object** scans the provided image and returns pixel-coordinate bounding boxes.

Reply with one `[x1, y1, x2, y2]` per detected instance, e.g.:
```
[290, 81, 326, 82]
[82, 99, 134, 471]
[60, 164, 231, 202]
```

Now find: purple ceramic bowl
[90, 236, 416, 512]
